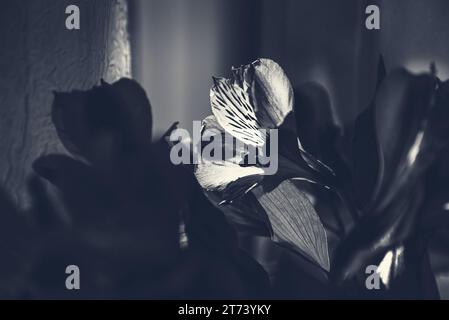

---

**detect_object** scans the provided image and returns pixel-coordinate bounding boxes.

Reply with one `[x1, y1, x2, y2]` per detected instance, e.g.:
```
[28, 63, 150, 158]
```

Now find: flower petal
[332, 69, 446, 283]
[210, 77, 265, 146]
[373, 69, 436, 208]
[352, 68, 436, 209]
[233, 58, 294, 128]
[200, 115, 250, 163]
[294, 82, 338, 158]
[416, 79, 449, 171]
[195, 159, 265, 191]
[293, 82, 351, 186]
[210, 59, 294, 146]
[352, 56, 386, 208]
[52, 78, 152, 163]
[201, 115, 225, 134]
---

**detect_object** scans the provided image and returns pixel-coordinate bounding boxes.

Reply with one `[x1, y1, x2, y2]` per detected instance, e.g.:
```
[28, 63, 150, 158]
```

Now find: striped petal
[195, 158, 265, 192]
[211, 77, 266, 147]
[232, 58, 294, 128]
[210, 59, 294, 147]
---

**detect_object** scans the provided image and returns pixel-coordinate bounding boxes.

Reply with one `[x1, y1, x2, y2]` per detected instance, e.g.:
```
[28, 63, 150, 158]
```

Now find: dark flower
[0, 78, 270, 299]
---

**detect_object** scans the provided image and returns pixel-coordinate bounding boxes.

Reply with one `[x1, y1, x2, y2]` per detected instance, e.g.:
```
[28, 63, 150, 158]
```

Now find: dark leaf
[416, 80, 449, 172]
[294, 82, 340, 163]
[253, 179, 330, 271]
[239, 235, 332, 298]
[208, 191, 273, 237]
[373, 69, 436, 209]
[332, 181, 424, 283]
[351, 56, 386, 209]
[387, 241, 440, 299]
[352, 104, 379, 209]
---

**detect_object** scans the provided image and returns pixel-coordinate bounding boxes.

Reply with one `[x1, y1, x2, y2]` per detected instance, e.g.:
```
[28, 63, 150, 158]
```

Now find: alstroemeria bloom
[195, 59, 333, 272]
[195, 59, 335, 203]
[195, 57, 449, 297]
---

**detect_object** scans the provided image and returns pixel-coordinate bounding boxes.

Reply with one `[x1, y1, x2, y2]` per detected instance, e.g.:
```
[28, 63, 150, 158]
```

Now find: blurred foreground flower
[0, 79, 269, 299]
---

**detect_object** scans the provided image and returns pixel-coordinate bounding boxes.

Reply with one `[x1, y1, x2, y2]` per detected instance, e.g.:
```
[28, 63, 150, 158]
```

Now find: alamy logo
[365, 265, 381, 290]
[365, 5, 380, 30]
[169, 121, 279, 175]
[65, 265, 80, 290]
[65, 5, 80, 30]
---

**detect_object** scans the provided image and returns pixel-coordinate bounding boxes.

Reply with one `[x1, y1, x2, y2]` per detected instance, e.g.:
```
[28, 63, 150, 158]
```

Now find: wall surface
[0, 0, 131, 206]
[129, 0, 261, 136]
[130, 0, 375, 133]
[131, 0, 449, 131]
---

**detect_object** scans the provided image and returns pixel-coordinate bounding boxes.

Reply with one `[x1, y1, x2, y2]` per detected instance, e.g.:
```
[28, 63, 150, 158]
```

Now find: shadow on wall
[129, 0, 261, 137]
[0, 0, 130, 206]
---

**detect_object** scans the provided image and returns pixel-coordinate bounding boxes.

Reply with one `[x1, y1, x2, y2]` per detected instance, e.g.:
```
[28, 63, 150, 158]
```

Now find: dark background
[0, 0, 448, 298]
[130, 0, 449, 136]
